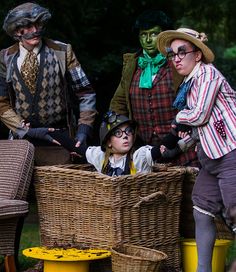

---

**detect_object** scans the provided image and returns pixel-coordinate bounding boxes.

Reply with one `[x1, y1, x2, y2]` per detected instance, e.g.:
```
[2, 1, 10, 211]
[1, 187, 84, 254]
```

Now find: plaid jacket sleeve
[66, 44, 96, 128]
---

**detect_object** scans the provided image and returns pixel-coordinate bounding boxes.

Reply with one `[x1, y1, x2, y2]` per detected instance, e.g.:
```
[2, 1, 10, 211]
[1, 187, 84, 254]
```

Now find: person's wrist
[76, 124, 92, 138]
[75, 131, 87, 142]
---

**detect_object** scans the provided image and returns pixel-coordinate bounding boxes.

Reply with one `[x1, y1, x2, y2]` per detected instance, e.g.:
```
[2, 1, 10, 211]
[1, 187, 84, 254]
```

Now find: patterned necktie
[21, 51, 39, 94]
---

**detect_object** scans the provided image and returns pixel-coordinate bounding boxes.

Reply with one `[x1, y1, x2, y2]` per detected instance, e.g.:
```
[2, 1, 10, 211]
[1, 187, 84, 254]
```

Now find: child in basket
[46, 110, 192, 176]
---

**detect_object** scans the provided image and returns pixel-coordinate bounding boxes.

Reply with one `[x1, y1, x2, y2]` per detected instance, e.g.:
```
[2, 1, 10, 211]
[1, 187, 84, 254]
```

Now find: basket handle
[133, 191, 166, 208]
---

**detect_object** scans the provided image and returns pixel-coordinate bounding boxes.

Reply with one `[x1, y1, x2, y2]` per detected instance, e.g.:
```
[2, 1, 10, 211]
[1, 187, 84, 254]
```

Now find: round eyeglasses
[112, 126, 135, 138]
[167, 50, 196, 61]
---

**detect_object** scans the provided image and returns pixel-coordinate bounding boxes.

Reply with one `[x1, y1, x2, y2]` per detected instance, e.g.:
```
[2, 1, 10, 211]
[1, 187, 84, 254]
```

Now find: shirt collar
[109, 154, 127, 167]
[184, 61, 202, 83]
[19, 41, 42, 56]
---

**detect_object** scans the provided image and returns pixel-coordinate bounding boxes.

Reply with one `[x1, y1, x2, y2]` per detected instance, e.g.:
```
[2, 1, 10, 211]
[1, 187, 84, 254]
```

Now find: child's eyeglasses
[112, 127, 134, 138]
[103, 111, 118, 124]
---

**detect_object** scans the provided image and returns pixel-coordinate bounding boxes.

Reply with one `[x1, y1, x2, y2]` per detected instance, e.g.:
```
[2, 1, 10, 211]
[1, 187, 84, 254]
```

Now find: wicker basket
[111, 244, 167, 272]
[34, 164, 186, 271]
[180, 167, 234, 240]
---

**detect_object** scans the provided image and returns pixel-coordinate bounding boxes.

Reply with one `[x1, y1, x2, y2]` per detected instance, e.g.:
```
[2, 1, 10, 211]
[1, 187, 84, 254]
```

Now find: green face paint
[139, 26, 162, 57]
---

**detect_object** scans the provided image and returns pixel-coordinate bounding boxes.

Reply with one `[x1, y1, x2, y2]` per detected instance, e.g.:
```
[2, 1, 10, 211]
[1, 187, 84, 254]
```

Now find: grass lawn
[18, 202, 40, 272]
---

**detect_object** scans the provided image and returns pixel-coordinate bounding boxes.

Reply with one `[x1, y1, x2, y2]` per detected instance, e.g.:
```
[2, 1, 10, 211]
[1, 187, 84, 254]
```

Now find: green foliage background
[0, 0, 236, 134]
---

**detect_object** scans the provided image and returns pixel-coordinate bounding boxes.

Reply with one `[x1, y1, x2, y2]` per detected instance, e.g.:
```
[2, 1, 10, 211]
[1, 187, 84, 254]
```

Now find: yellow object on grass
[181, 239, 231, 272]
[23, 247, 111, 272]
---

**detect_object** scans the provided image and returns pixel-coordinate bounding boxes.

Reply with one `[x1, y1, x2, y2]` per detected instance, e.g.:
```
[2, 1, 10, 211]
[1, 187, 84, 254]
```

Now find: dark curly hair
[133, 9, 173, 31]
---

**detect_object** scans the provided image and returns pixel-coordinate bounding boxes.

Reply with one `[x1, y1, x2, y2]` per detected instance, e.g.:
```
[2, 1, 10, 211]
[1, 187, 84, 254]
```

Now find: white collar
[19, 41, 42, 56]
[183, 61, 202, 83]
[109, 154, 127, 168]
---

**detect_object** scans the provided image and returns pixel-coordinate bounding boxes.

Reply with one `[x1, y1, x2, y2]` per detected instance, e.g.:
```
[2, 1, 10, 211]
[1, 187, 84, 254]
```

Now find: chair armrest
[0, 199, 29, 219]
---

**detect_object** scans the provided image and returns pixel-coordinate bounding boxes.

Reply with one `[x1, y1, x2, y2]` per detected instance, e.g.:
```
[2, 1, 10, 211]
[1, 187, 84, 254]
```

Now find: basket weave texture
[111, 244, 167, 272]
[34, 164, 186, 270]
[180, 167, 234, 240]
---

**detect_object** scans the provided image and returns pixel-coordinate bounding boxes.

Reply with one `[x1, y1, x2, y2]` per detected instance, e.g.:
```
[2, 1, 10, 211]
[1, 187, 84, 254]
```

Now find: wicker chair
[0, 140, 34, 272]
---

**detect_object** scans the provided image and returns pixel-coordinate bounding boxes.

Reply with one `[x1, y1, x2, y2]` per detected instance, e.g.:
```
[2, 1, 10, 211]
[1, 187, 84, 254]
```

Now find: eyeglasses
[167, 50, 196, 61]
[103, 111, 118, 124]
[112, 127, 135, 138]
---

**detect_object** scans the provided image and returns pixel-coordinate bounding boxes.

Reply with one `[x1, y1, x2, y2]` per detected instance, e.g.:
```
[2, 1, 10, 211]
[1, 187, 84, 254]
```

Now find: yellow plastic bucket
[181, 239, 231, 272]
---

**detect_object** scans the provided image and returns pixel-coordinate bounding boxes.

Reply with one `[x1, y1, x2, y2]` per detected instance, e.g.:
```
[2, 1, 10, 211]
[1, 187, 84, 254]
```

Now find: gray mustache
[14, 29, 44, 40]
[21, 30, 44, 40]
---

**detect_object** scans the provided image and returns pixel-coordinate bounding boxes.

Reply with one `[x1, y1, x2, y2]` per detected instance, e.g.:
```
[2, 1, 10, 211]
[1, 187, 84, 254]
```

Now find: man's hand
[26, 127, 61, 145]
[75, 132, 87, 148]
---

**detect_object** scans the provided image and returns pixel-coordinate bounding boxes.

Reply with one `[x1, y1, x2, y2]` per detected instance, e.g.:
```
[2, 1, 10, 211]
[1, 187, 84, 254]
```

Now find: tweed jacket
[110, 51, 182, 119]
[0, 38, 96, 138]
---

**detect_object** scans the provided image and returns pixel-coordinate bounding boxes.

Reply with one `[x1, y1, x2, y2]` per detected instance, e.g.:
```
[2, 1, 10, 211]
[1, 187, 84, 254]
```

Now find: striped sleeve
[176, 65, 221, 126]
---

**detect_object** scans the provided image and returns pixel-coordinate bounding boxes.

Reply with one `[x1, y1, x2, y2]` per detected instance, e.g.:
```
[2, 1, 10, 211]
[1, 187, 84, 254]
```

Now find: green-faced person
[139, 26, 162, 57]
[110, 9, 199, 168]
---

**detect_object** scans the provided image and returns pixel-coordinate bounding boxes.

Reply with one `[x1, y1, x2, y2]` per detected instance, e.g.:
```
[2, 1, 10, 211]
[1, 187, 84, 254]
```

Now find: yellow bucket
[181, 239, 231, 272]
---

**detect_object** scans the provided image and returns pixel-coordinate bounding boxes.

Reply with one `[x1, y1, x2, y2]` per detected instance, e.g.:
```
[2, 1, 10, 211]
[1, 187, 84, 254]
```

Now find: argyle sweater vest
[11, 45, 66, 127]
[130, 65, 177, 144]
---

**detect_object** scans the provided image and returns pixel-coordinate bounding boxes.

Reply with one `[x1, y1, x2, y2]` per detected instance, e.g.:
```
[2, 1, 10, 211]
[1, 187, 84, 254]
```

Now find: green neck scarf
[138, 50, 167, 89]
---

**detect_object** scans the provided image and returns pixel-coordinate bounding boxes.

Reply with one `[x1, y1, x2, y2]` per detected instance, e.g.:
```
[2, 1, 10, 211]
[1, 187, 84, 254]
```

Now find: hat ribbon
[181, 30, 208, 42]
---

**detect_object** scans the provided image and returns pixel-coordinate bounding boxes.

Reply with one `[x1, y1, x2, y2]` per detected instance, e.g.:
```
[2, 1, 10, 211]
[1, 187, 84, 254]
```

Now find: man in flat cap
[0, 2, 96, 165]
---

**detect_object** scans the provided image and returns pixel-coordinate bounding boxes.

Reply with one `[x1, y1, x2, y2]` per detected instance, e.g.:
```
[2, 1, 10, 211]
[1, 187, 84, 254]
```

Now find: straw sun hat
[157, 28, 215, 63]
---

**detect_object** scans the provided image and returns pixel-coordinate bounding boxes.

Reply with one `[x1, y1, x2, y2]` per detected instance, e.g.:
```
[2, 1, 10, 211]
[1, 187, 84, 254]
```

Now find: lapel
[123, 53, 137, 109]
[4, 43, 19, 82]
[44, 38, 66, 76]
[122, 51, 140, 104]
[123, 53, 137, 84]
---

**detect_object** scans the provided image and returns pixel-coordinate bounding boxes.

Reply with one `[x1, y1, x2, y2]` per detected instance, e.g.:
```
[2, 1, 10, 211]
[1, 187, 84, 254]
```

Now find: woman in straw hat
[157, 28, 236, 272]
